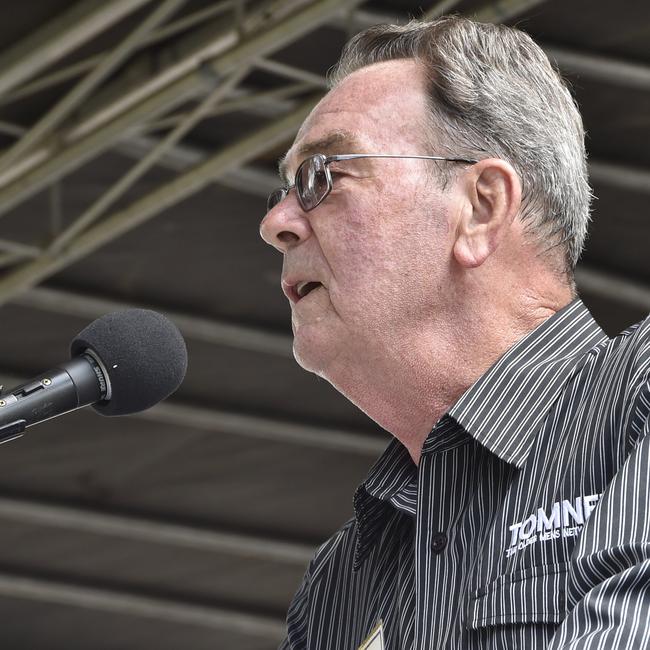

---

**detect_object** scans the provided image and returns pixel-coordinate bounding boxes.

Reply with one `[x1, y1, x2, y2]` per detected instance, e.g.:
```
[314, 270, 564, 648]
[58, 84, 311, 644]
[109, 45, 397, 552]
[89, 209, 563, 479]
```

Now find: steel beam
[331, 0, 463, 31]
[331, 6, 650, 92]
[0, 0, 358, 217]
[0, 572, 285, 639]
[0, 96, 319, 305]
[138, 82, 310, 132]
[140, 400, 387, 456]
[544, 45, 650, 91]
[335, 0, 537, 30]
[0, 0, 187, 173]
[0, 59, 100, 108]
[472, 0, 549, 22]
[148, 0, 235, 44]
[424, 0, 465, 20]
[116, 134, 280, 196]
[576, 265, 650, 312]
[0, 1, 236, 109]
[9, 264, 650, 363]
[0, 0, 153, 98]
[14, 286, 292, 357]
[5, 272, 650, 458]
[215, 164, 280, 197]
[68, 0, 350, 141]
[0, 2, 645, 216]
[0, 253, 26, 270]
[3, 277, 650, 467]
[0, 70, 213, 211]
[64, 13, 239, 141]
[6, 271, 649, 461]
[207, 83, 307, 118]
[0, 122, 23, 138]
[330, 7, 401, 31]
[13, 257, 650, 358]
[0, 364, 384, 456]
[48, 66, 250, 254]
[0, 495, 313, 565]
[121, 127, 650, 201]
[590, 160, 650, 195]
[254, 58, 330, 87]
[115, 81, 650, 209]
[0, 239, 40, 258]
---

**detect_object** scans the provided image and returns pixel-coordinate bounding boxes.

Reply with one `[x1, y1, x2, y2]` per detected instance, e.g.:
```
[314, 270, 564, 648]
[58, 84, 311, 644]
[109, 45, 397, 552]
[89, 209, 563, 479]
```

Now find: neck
[324, 289, 571, 465]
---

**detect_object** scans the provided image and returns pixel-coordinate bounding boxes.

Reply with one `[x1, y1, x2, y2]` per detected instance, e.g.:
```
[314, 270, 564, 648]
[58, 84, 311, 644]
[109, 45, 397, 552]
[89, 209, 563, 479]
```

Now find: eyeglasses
[267, 153, 478, 213]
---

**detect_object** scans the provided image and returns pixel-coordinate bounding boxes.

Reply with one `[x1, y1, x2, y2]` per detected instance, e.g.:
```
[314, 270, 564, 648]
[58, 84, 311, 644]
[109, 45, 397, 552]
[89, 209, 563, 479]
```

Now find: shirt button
[431, 532, 447, 554]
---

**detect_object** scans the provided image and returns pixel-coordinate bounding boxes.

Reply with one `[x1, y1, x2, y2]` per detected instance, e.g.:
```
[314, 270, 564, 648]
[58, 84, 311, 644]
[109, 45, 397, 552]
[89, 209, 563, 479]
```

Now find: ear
[452, 158, 522, 269]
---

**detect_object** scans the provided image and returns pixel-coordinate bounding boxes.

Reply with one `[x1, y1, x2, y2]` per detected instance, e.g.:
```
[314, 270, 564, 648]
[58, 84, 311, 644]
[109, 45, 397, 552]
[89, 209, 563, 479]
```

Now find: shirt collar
[445, 298, 607, 468]
[353, 438, 415, 570]
[352, 298, 607, 569]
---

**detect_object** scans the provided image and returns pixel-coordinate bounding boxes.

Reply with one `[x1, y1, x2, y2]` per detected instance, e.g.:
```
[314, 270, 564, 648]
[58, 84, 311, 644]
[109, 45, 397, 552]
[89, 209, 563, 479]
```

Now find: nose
[259, 195, 312, 253]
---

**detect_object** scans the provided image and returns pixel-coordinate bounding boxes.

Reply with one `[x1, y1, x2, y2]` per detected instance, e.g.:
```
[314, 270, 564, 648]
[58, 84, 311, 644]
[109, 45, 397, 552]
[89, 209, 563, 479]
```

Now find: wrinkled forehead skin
[285, 59, 432, 170]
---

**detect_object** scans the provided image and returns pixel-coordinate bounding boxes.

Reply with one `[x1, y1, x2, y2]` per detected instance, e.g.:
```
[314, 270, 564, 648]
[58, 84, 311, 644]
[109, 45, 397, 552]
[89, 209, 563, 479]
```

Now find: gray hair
[328, 17, 592, 275]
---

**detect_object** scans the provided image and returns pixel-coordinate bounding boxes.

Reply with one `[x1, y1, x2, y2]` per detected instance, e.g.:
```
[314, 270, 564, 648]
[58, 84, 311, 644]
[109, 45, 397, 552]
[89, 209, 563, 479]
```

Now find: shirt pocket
[466, 563, 569, 629]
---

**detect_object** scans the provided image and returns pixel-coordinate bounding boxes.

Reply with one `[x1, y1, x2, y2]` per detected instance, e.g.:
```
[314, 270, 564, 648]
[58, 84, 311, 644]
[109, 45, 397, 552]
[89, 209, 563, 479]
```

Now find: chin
[293, 341, 321, 374]
[292, 331, 331, 376]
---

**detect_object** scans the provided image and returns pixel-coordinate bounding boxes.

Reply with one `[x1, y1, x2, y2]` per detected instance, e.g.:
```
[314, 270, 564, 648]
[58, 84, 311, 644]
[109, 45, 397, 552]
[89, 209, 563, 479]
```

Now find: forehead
[280, 60, 429, 180]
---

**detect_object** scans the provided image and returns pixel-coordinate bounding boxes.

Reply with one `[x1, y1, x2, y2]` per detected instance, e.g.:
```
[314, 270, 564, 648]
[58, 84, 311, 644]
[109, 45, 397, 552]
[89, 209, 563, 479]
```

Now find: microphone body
[0, 308, 187, 444]
[0, 353, 109, 442]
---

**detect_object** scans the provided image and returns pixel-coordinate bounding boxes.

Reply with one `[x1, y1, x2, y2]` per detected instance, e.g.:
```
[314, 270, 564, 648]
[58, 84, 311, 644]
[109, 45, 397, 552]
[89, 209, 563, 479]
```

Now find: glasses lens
[267, 188, 287, 212]
[296, 155, 329, 211]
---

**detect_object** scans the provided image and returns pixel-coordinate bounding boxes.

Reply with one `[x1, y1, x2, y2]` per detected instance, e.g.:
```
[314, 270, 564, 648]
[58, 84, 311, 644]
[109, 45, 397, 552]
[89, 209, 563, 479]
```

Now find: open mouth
[296, 281, 322, 300]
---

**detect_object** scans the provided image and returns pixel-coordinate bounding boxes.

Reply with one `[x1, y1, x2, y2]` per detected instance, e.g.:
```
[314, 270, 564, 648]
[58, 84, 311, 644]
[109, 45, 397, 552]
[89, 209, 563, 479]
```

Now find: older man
[260, 16, 650, 650]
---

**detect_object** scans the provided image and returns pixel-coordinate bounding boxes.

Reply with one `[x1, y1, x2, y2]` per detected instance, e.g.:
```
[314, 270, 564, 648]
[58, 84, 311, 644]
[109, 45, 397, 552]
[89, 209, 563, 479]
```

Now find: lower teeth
[303, 282, 321, 297]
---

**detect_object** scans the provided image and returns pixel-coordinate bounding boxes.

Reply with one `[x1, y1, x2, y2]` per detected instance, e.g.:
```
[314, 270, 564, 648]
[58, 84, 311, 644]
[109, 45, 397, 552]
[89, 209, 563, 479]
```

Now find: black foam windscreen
[70, 309, 188, 416]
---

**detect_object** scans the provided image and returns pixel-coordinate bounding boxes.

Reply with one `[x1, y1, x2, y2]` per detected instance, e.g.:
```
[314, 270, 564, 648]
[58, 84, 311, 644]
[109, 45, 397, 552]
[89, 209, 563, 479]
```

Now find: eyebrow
[278, 131, 364, 185]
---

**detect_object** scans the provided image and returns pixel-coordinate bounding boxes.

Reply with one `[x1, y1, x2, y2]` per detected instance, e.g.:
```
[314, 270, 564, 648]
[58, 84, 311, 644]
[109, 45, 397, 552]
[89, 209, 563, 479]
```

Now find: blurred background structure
[0, 0, 647, 647]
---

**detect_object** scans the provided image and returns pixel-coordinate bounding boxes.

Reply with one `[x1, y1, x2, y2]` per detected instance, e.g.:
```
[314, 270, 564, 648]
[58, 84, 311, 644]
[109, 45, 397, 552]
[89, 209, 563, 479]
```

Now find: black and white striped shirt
[280, 299, 650, 649]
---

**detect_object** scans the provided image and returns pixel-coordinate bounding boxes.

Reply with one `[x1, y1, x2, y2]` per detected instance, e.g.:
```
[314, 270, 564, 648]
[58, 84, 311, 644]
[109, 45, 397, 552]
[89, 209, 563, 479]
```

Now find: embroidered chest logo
[505, 493, 602, 557]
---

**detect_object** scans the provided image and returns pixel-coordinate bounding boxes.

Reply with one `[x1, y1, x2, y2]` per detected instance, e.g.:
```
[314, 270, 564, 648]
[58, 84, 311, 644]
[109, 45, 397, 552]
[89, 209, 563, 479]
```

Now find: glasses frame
[267, 152, 479, 213]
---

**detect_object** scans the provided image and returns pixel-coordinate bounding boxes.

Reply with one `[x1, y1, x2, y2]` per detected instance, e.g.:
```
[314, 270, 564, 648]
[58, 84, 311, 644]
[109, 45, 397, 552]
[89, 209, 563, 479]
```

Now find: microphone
[0, 309, 188, 444]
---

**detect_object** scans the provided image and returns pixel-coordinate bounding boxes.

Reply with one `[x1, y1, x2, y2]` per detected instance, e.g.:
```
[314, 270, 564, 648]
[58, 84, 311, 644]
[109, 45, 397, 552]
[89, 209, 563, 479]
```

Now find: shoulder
[601, 311, 650, 361]
[582, 312, 650, 445]
[288, 517, 357, 600]
[579, 311, 650, 380]
[307, 517, 358, 582]
[283, 518, 357, 648]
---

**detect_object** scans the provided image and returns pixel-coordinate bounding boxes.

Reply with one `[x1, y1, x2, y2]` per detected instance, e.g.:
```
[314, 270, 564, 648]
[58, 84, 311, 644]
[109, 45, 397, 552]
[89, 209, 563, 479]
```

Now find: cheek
[326, 225, 385, 289]
[321, 190, 451, 314]
[327, 239, 412, 323]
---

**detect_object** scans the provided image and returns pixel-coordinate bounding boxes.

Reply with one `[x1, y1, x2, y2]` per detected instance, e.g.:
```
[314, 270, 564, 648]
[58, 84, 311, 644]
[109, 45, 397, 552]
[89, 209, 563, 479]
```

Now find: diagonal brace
[0, 0, 187, 174]
[0, 96, 319, 306]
